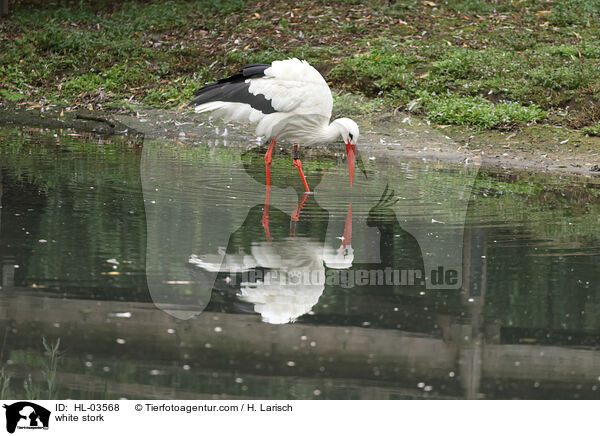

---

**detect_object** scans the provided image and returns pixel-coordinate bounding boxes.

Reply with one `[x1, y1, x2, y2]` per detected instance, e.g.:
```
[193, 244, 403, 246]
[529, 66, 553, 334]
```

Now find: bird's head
[333, 118, 360, 186]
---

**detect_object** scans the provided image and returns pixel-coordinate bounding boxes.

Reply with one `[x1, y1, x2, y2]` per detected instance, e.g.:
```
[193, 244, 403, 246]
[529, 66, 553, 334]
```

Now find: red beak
[346, 141, 356, 186]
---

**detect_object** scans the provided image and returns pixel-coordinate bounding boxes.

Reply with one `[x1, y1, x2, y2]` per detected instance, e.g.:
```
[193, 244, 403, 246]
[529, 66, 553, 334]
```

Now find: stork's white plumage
[189, 238, 353, 324]
[190, 58, 359, 190]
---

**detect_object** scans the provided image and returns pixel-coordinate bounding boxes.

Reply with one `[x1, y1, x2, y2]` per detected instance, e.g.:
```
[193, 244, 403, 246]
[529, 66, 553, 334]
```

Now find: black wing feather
[189, 64, 276, 114]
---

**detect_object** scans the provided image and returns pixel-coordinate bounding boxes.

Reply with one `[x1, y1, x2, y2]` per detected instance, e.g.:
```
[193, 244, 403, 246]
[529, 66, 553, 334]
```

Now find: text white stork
[190, 58, 359, 192]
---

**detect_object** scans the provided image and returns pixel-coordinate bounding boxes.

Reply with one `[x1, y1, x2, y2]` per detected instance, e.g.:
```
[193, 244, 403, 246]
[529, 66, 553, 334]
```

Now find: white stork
[190, 58, 360, 192]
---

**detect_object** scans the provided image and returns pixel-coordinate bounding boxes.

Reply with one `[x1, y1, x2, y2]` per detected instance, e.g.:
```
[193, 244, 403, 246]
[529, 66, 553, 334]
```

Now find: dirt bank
[0, 104, 598, 177]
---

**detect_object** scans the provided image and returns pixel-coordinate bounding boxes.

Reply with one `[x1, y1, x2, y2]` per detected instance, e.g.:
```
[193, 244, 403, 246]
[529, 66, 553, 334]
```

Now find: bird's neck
[318, 119, 343, 143]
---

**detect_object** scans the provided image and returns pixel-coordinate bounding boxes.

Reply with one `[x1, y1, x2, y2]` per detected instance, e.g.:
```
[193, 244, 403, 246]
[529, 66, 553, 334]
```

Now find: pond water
[0, 125, 598, 400]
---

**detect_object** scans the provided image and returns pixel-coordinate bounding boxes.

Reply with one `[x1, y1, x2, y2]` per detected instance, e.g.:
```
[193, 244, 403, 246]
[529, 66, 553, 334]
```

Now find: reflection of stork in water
[188, 129, 358, 324]
[239, 147, 348, 242]
[189, 200, 353, 324]
[191, 238, 350, 324]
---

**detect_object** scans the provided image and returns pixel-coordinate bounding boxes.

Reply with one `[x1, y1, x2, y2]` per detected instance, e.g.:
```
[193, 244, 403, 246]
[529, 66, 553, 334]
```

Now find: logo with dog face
[2, 402, 50, 433]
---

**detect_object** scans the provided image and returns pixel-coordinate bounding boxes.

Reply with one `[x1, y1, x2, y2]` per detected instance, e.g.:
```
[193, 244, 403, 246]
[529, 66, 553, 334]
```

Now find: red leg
[292, 144, 310, 193]
[265, 138, 276, 186]
[261, 138, 276, 241]
[342, 202, 352, 248]
[289, 193, 309, 237]
[262, 185, 272, 242]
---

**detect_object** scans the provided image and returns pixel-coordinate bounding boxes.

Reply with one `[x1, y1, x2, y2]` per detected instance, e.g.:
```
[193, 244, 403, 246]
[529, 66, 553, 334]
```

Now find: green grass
[0, 337, 63, 400]
[582, 123, 600, 136]
[550, 0, 600, 26]
[0, 89, 25, 102]
[2, 0, 600, 129]
[1, 0, 245, 108]
[332, 93, 385, 118]
[144, 74, 205, 107]
[419, 92, 547, 129]
[0, 368, 10, 400]
[332, 45, 418, 93]
[42, 337, 62, 400]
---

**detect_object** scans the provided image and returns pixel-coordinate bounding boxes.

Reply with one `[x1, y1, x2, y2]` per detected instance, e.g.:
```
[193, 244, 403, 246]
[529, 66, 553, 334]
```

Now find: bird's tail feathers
[194, 101, 227, 114]
[194, 101, 264, 123]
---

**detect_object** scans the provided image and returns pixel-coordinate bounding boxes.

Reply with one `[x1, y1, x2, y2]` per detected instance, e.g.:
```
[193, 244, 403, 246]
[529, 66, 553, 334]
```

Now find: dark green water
[0, 126, 598, 399]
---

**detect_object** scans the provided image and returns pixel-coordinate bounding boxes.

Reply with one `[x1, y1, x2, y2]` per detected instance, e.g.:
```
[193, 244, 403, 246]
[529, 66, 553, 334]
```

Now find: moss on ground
[2, 0, 600, 131]
[583, 124, 600, 137]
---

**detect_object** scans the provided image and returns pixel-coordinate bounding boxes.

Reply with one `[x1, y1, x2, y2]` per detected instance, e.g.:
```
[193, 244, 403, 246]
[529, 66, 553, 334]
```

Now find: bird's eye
[349, 133, 353, 140]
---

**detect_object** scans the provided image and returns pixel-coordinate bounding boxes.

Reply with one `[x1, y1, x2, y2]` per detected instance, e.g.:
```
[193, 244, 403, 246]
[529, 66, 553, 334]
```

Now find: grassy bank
[1, 0, 600, 131]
